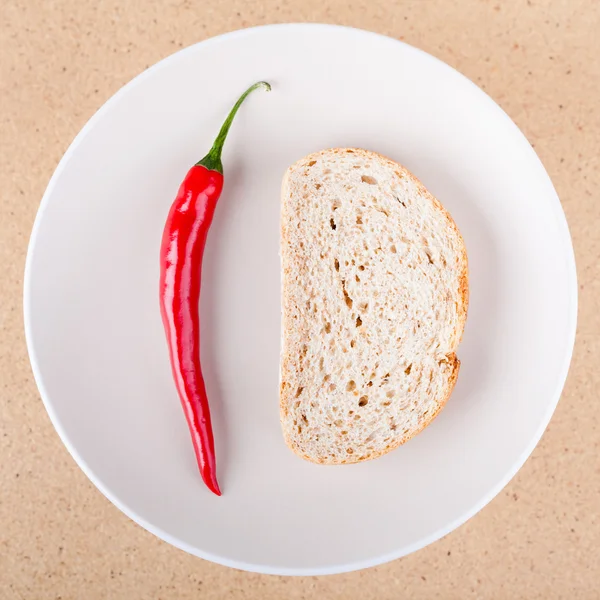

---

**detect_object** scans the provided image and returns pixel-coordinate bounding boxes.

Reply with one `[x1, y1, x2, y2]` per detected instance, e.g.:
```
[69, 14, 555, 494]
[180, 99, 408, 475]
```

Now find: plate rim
[23, 22, 578, 576]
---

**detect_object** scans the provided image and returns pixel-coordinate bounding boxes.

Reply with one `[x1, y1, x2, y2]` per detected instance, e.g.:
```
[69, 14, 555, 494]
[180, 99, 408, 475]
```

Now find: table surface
[1, 0, 598, 597]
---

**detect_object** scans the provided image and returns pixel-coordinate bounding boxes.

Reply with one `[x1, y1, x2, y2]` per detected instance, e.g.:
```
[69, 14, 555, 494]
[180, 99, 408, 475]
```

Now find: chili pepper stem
[196, 81, 271, 174]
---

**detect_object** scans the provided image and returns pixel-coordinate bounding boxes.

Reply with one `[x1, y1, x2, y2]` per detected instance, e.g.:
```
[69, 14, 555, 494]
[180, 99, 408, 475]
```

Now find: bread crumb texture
[280, 148, 468, 464]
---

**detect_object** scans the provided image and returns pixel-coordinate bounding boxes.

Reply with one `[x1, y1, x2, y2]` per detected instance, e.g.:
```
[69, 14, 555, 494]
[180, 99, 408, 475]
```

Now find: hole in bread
[354, 414, 361, 420]
[358, 396, 368, 407]
[358, 265, 365, 271]
[324, 322, 331, 334]
[342, 280, 353, 309]
[294, 400, 301, 408]
[334, 258, 339, 271]
[405, 364, 412, 375]
[346, 448, 354, 454]
[367, 380, 373, 387]
[346, 380, 356, 392]
[390, 244, 397, 254]
[323, 374, 331, 382]
[394, 195, 406, 207]
[341, 430, 348, 435]
[356, 316, 363, 327]
[386, 390, 395, 398]
[390, 423, 397, 431]
[355, 275, 360, 282]
[382, 401, 391, 407]
[425, 250, 434, 264]
[295, 386, 304, 398]
[346, 150, 355, 154]
[315, 183, 322, 190]
[359, 302, 368, 311]
[329, 383, 337, 392]
[307, 160, 317, 167]
[356, 216, 363, 225]
[350, 340, 356, 348]
[348, 410, 354, 415]
[361, 175, 377, 185]
[301, 414, 308, 424]
[334, 419, 343, 427]
[330, 218, 336, 230]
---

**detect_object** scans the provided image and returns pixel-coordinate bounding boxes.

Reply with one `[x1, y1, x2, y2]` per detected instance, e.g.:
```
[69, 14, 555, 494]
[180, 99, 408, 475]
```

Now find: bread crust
[280, 148, 469, 464]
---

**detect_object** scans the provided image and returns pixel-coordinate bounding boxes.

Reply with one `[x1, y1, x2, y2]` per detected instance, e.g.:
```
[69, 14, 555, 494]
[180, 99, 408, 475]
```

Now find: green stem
[196, 81, 271, 174]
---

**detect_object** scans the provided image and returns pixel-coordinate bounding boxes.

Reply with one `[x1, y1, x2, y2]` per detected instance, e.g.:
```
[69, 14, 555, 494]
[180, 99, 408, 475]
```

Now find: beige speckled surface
[1, 0, 598, 597]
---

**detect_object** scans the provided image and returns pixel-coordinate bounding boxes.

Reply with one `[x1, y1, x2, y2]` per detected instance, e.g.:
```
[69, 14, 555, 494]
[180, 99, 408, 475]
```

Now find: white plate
[24, 24, 577, 575]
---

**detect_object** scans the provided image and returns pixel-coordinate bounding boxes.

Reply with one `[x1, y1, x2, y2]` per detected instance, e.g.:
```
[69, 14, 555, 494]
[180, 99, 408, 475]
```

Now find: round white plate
[24, 24, 577, 575]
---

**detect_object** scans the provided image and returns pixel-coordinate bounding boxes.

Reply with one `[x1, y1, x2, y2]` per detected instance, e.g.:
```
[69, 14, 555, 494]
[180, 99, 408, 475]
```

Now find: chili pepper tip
[208, 480, 222, 496]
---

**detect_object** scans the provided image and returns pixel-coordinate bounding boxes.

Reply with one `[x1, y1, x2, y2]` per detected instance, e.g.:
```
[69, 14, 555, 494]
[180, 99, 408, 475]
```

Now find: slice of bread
[280, 148, 468, 464]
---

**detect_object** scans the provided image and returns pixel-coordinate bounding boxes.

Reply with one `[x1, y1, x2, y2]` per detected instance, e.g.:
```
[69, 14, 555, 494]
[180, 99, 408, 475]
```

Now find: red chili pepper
[159, 81, 271, 496]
